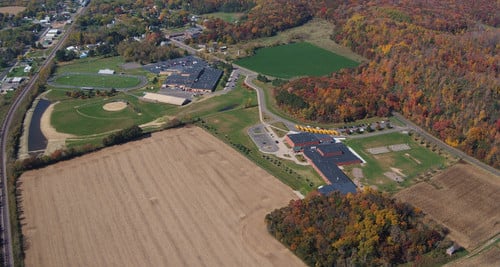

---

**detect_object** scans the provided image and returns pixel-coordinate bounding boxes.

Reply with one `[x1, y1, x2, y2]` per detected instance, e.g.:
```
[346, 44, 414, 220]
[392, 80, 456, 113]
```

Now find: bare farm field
[396, 163, 500, 250]
[20, 126, 305, 267]
[0, 6, 26, 14]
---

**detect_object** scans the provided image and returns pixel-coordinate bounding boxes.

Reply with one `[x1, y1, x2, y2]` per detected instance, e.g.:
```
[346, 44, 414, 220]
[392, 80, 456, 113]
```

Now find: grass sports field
[344, 132, 447, 192]
[234, 42, 359, 78]
[53, 73, 142, 89]
[46, 89, 177, 135]
[20, 127, 305, 267]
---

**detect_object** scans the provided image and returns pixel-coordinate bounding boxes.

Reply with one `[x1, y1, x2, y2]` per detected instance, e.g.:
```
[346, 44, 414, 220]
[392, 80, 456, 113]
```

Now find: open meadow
[235, 42, 358, 78]
[20, 126, 305, 267]
[396, 163, 500, 250]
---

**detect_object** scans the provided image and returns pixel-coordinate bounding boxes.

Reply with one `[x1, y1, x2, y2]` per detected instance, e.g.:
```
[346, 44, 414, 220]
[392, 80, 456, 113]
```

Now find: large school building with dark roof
[287, 132, 362, 195]
[285, 132, 334, 152]
[143, 56, 223, 93]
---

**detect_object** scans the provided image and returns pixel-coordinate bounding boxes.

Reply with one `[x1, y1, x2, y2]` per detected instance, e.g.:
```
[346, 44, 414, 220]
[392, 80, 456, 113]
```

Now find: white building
[98, 69, 115, 75]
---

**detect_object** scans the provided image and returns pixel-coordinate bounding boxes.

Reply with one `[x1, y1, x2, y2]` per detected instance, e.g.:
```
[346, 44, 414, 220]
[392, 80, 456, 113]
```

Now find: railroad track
[0, 5, 87, 266]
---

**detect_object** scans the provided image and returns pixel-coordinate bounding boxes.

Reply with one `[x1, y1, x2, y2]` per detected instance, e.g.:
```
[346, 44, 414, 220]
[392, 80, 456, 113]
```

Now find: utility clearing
[20, 127, 304, 267]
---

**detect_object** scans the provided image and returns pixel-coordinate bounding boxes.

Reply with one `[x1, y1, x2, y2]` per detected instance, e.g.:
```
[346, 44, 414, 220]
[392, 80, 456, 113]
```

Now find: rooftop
[287, 132, 335, 146]
[303, 143, 361, 195]
[144, 56, 222, 92]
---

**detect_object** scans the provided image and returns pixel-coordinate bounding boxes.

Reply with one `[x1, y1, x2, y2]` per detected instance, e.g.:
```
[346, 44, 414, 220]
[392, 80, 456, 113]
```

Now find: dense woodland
[195, 0, 499, 168]
[266, 190, 446, 266]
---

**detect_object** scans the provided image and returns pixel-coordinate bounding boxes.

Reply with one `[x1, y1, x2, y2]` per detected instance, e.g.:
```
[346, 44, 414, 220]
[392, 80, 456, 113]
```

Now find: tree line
[266, 189, 447, 266]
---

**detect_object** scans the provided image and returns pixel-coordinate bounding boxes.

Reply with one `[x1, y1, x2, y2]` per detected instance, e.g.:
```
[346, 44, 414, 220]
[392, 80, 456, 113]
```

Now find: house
[48, 29, 60, 35]
[446, 243, 461, 256]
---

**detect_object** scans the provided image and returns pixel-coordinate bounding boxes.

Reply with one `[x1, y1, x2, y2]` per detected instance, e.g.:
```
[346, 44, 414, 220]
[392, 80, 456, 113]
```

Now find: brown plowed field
[20, 126, 305, 267]
[448, 245, 500, 267]
[396, 163, 500, 250]
[0, 6, 26, 15]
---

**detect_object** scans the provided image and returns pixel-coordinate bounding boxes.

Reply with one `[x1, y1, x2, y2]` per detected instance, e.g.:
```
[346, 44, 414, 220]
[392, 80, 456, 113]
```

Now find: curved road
[0, 5, 87, 267]
[169, 38, 499, 177]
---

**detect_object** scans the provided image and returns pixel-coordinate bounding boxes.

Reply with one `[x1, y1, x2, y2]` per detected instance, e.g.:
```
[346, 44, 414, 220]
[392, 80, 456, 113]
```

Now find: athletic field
[235, 42, 359, 78]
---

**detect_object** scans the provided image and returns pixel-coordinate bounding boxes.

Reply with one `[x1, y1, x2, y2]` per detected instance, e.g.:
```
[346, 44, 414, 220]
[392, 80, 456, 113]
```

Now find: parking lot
[248, 124, 279, 153]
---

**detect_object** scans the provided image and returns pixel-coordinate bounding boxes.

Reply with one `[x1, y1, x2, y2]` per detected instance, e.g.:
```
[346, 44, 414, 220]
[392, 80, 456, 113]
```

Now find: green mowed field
[235, 42, 359, 78]
[344, 132, 447, 193]
[203, 12, 244, 23]
[49, 91, 177, 136]
[53, 73, 142, 89]
[200, 106, 324, 195]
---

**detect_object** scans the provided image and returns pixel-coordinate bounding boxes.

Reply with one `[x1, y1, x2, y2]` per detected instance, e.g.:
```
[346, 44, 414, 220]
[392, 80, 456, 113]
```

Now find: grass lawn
[198, 107, 324, 195]
[202, 12, 244, 23]
[270, 121, 290, 137]
[53, 73, 142, 89]
[175, 76, 257, 119]
[344, 132, 448, 193]
[7, 66, 28, 77]
[218, 19, 366, 63]
[49, 91, 177, 135]
[235, 42, 359, 78]
[55, 56, 147, 76]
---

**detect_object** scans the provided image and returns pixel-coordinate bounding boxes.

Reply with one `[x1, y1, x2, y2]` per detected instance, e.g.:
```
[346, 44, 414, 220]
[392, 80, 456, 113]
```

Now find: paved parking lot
[248, 124, 279, 153]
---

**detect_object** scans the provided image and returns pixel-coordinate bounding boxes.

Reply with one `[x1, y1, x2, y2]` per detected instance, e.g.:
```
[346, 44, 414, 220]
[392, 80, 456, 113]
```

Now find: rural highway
[0, 5, 87, 267]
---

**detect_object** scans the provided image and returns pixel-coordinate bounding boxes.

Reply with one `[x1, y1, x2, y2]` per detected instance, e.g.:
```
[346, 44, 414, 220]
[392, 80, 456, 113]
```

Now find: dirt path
[40, 102, 75, 154]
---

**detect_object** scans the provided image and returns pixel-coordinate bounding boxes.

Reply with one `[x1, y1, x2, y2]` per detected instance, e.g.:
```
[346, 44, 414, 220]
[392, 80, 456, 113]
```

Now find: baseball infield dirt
[20, 126, 304, 267]
[102, 101, 127, 111]
[396, 163, 500, 250]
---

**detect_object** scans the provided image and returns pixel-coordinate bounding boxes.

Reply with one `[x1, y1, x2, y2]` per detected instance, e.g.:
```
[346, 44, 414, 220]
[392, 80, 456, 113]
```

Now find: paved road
[0, 5, 87, 267]
[170, 33, 500, 177]
[392, 112, 500, 176]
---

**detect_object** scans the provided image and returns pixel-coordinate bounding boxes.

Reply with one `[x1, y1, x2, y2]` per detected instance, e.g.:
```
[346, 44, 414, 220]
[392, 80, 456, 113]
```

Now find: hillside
[283, 0, 499, 168]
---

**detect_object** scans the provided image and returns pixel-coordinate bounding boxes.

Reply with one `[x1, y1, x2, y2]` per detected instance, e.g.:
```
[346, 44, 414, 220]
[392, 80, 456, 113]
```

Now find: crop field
[52, 73, 143, 89]
[344, 132, 447, 192]
[396, 163, 500, 250]
[20, 127, 305, 267]
[0, 6, 26, 14]
[235, 42, 359, 78]
[451, 245, 500, 267]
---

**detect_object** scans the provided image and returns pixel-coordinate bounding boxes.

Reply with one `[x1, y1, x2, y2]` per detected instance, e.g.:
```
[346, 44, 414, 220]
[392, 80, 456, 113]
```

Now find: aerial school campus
[2, 1, 499, 267]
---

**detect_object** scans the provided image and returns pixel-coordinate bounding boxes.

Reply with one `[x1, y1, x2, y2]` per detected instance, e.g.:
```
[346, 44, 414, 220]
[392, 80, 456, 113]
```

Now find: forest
[265, 190, 446, 266]
[193, 0, 498, 168]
